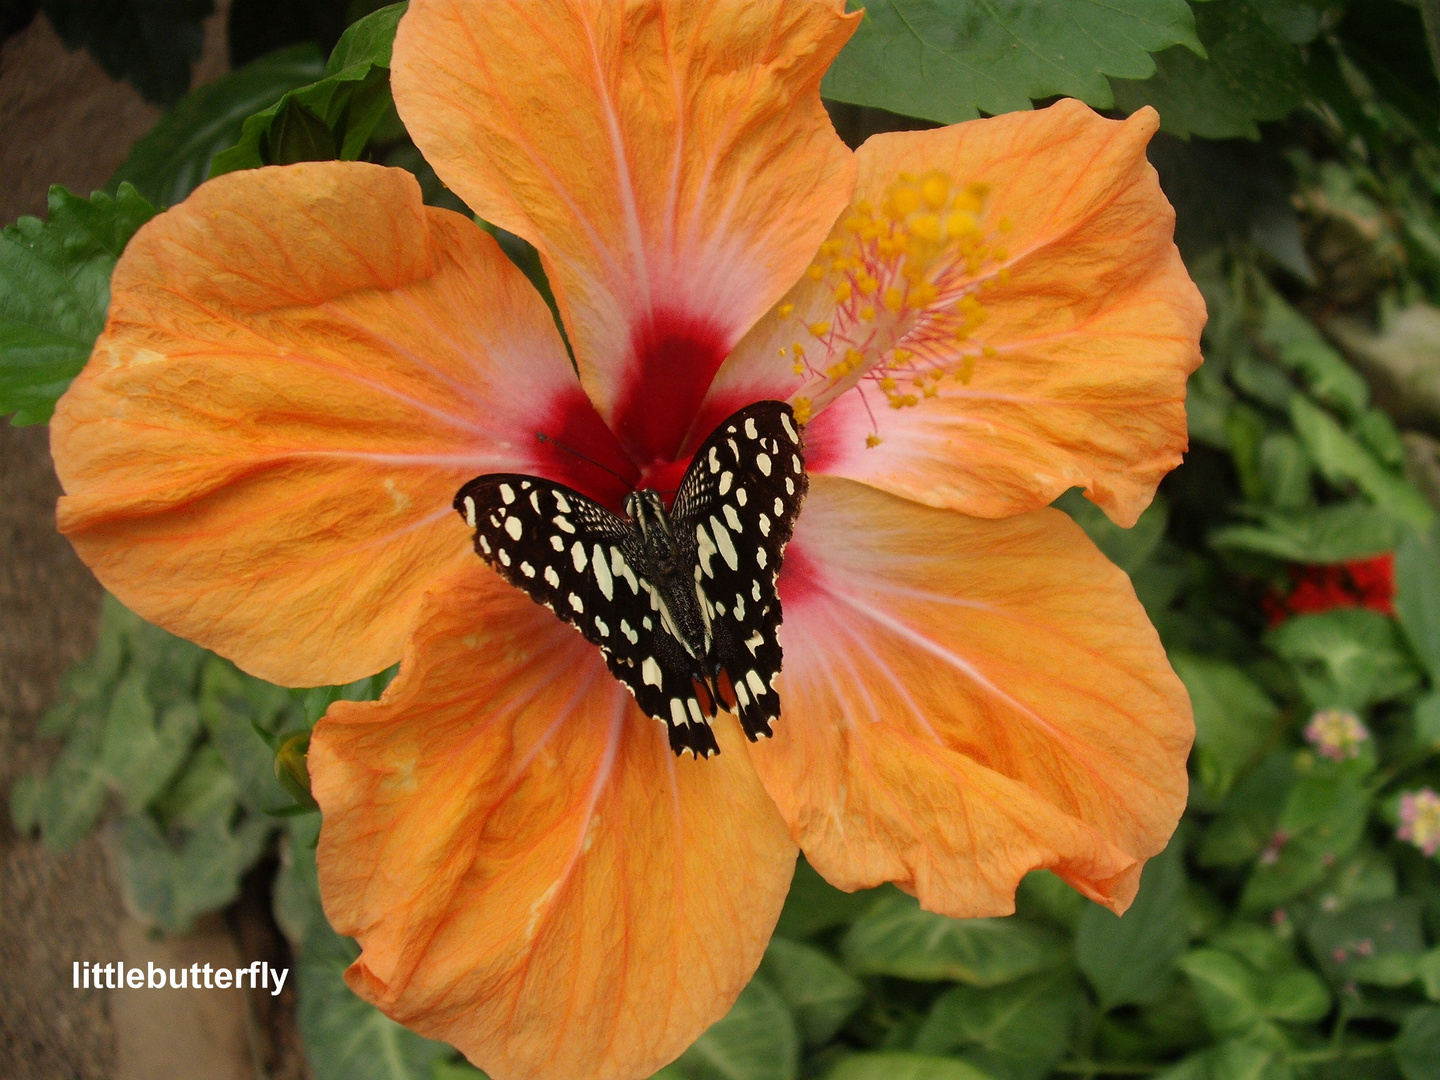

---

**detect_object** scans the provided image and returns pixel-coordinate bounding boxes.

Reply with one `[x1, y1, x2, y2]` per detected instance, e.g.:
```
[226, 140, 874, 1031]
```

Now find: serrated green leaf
[911, 969, 1077, 1080]
[0, 184, 155, 424]
[1110, 0, 1307, 140]
[1210, 502, 1400, 563]
[109, 45, 327, 207]
[1397, 1006, 1440, 1080]
[1076, 840, 1188, 1009]
[673, 975, 799, 1080]
[1266, 608, 1423, 710]
[1170, 654, 1280, 800]
[761, 938, 865, 1048]
[826, 1053, 996, 1080]
[842, 894, 1067, 986]
[298, 919, 453, 1080]
[820, 0, 1202, 124]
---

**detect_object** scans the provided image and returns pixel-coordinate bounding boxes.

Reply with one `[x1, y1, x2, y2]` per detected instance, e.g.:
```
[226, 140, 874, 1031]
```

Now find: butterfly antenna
[535, 432, 633, 486]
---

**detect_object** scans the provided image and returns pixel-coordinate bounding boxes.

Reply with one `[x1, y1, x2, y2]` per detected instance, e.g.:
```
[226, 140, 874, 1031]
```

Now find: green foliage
[0, 184, 155, 424]
[672, 977, 799, 1080]
[109, 44, 327, 206]
[209, 3, 406, 175]
[820, 0, 1202, 124]
[1076, 841, 1189, 1009]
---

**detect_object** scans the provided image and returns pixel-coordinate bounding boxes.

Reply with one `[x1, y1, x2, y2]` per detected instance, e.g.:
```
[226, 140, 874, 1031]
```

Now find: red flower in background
[1264, 554, 1396, 627]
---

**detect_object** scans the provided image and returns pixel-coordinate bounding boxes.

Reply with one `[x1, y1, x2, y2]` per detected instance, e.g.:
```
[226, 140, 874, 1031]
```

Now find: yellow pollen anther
[865, 433, 882, 448]
[887, 185, 921, 216]
[777, 301, 795, 318]
[808, 321, 831, 338]
[792, 362, 804, 375]
[909, 213, 942, 244]
[792, 396, 813, 424]
[833, 281, 852, 303]
[883, 287, 904, 312]
[892, 348, 913, 363]
[856, 273, 878, 295]
[806, 264, 825, 281]
[859, 304, 875, 321]
[921, 172, 950, 209]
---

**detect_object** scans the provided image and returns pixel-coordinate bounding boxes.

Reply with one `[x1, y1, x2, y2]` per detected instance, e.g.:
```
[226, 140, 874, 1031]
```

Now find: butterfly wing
[454, 475, 721, 757]
[672, 401, 808, 741]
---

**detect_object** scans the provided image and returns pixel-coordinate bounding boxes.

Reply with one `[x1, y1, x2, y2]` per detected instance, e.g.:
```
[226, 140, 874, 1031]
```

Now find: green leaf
[115, 812, 271, 932]
[1290, 396, 1435, 529]
[1307, 898, 1427, 986]
[110, 45, 326, 207]
[1266, 608, 1424, 710]
[1397, 521, 1440, 680]
[98, 678, 200, 812]
[1155, 1038, 1289, 1080]
[1254, 282, 1371, 419]
[0, 184, 156, 424]
[1396, 1006, 1440, 1080]
[1240, 769, 1370, 911]
[760, 938, 865, 1048]
[911, 969, 1077, 1080]
[198, 656, 305, 813]
[826, 1053, 996, 1080]
[431, 1062, 487, 1080]
[41, 0, 213, 105]
[1014, 870, 1088, 933]
[1177, 948, 1264, 1036]
[841, 894, 1067, 986]
[1054, 490, 1168, 575]
[673, 975, 798, 1080]
[820, 0, 1202, 124]
[326, 2, 407, 74]
[1209, 503, 1400, 563]
[210, 3, 407, 177]
[1110, 0, 1307, 140]
[298, 925, 453, 1080]
[1076, 840, 1188, 1009]
[776, 856, 890, 938]
[151, 743, 239, 829]
[1170, 654, 1280, 800]
[1257, 967, 1330, 1023]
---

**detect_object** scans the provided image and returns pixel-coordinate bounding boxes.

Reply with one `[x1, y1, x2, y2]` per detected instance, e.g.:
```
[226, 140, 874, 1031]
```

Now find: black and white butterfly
[454, 401, 808, 757]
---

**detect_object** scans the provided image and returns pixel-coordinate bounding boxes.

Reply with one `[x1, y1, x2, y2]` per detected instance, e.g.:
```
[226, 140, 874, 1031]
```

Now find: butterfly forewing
[453, 401, 807, 757]
[671, 402, 807, 741]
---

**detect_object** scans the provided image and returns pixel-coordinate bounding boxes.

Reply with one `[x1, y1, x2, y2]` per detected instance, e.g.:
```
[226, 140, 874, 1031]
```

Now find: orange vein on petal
[51, 162, 586, 686]
[392, 0, 859, 455]
[311, 566, 796, 1080]
[705, 99, 1206, 526]
[762, 477, 1193, 916]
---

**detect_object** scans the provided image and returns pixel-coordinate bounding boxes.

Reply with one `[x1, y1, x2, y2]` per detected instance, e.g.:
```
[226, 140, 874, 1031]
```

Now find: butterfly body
[454, 401, 807, 757]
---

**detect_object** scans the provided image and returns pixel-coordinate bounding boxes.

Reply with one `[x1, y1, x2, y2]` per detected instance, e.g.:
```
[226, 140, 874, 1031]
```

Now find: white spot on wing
[550, 535, 564, 551]
[499, 483, 515, 504]
[756, 452, 772, 476]
[670, 698, 688, 727]
[498, 549, 511, 566]
[571, 542, 587, 572]
[785, 478, 795, 495]
[568, 592, 584, 613]
[592, 544, 613, 599]
[751, 580, 761, 602]
[695, 523, 717, 577]
[521, 562, 535, 578]
[621, 619, 638, 644]
[709, 517, 739, 570]
[735, 487, 747, 507]
[610, 547, 639, 593]
[708, 446, 721, 473]
[781, 413, 798, 442]
[463, 496, 477, 527]
[554, 491, 572, 512]
[687, 698, 704, 725]
[723, 504, 743, 533]
[478, 535, 491, 555]
[530, 490, 541, 512]
[746, 670, 766, 697]
[735, 680, 751, 707]
[756, 547, 767, 569]
[553, 515, 576, 534]
[643, 657, 663, 688]
[744, 417, 758, 439]
[594, 616, 609, 637]
[745, 630, 764, 655]
[719, 471, 733, 495]
[759, 514, 771, 536]
[505, 516, 523, 541]
[544, 566, 560, 588]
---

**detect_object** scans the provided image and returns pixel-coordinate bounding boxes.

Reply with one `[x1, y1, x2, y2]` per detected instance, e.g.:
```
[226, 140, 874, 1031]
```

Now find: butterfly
[454, 401, 808, 757]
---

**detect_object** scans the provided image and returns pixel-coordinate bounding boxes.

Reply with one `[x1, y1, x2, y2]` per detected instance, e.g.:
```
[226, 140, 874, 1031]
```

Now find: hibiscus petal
[763, 476, 1192, 916]
[311, 566, 797, 1080]
[51, 161, 621, 687]
[704, 100, 1205, 527]
[391, 0, 858, 465]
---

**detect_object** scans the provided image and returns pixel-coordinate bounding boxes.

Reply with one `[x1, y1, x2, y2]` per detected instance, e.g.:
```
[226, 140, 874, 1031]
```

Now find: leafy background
[7, 1, 1440, 1078]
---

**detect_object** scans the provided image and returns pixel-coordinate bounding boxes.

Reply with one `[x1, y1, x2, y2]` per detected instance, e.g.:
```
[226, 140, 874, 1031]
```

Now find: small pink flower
[1259, 830, 1289, 865]
[1398, 789, 1440, 857]
[1304, 708, 1370, 762]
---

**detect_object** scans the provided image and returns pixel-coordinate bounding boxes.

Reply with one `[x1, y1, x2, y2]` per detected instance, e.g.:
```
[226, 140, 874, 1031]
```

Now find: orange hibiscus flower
[49, 1, 1204, 1078]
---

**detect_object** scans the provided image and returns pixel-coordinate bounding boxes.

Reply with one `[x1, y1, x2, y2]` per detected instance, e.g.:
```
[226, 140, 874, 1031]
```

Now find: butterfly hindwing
[453, 474, 721, 756]
[671, 401, 808, 741]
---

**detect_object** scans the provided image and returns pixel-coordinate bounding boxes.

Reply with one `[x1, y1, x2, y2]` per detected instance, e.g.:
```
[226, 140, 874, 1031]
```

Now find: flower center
[781, 170, 1010, 441]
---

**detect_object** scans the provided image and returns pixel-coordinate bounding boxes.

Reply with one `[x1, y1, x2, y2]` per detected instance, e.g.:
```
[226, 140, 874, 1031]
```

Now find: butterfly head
[624, 489, 680, 571]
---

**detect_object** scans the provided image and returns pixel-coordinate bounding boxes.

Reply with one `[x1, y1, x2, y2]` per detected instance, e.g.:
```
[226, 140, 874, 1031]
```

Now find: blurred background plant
[7, 1, 1440, 1078]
